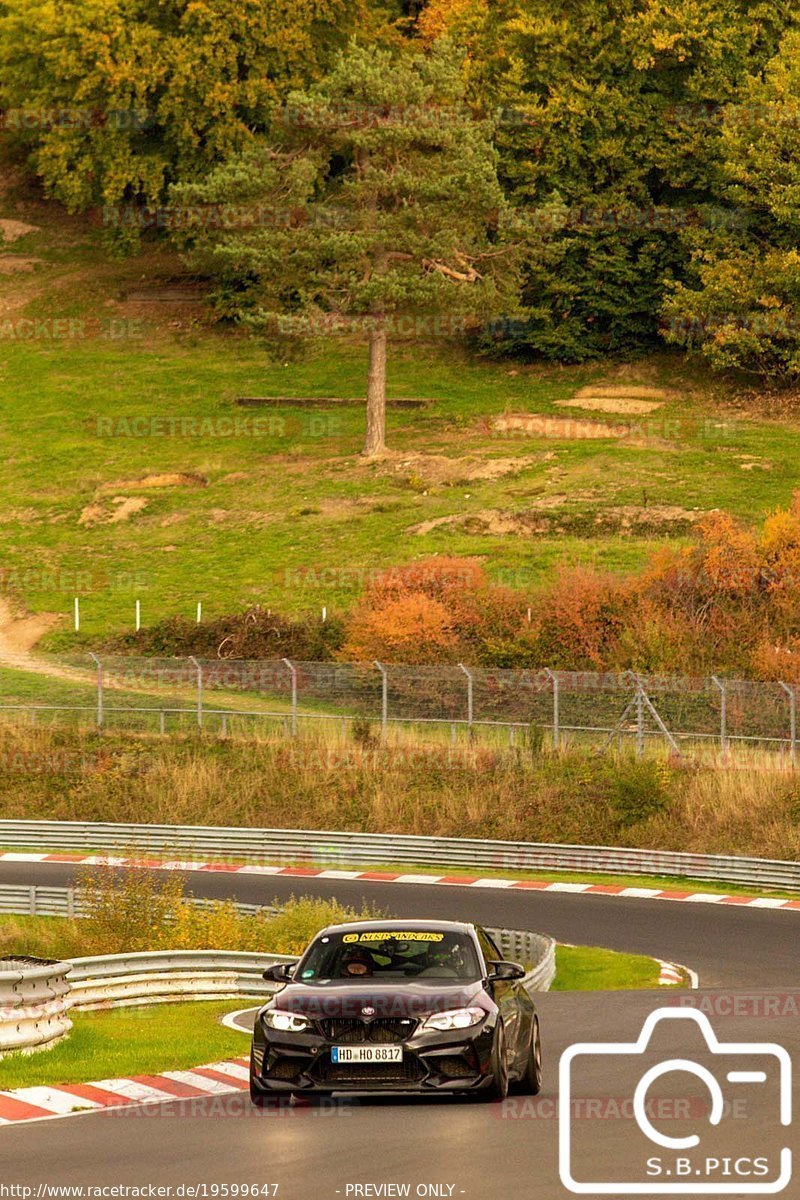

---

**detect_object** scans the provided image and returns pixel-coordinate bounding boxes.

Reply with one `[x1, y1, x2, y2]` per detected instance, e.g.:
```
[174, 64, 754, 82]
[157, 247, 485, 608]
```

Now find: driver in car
[339, 946, 374, 977]
[420, 942, 466, 976]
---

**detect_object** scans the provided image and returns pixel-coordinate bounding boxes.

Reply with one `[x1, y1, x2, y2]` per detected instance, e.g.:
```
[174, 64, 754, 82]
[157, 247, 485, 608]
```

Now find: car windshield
[296, 929, 480, 983]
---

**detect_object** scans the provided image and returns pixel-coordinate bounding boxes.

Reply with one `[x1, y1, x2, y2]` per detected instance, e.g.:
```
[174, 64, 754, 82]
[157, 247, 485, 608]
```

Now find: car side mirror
[262, 961, 296, 982]
[487, 959, 526, 982]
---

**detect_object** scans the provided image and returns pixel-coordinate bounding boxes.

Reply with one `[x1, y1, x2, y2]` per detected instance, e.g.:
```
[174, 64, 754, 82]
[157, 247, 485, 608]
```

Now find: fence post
[28, 886, 36, 915]
[283, 658, 298, 736]
[373, 661, 388, 740]
[67, 888, 75, 919]
[544, 669, 560, 750]
[88, 652, 103, 729]
[189, 655, 203, 730]
[458, 663, 474, 732]
[780, 681, 797, 767]
[636, 686, 645, 758]
[711, 676, 727, 757]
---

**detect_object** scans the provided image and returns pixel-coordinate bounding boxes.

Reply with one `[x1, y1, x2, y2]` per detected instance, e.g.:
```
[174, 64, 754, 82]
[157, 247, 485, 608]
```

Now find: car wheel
[513, 1016, 542, 1095]
[481, 1021, 510, 1102]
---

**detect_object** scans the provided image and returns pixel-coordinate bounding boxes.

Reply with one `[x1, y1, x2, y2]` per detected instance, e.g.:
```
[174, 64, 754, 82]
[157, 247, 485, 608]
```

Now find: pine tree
[170, 42, 521, 455]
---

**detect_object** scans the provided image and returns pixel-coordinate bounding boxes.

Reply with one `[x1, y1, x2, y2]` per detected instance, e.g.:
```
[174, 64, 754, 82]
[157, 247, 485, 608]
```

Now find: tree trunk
[363, 324, 387, 457]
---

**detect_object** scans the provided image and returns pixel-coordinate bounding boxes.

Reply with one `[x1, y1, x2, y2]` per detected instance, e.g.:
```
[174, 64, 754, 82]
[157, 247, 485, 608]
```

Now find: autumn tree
[169, 42, 521, 456]
[662, 28, 800, 379]
[415, 0, 799, 362]
[0, 0, 390, 221]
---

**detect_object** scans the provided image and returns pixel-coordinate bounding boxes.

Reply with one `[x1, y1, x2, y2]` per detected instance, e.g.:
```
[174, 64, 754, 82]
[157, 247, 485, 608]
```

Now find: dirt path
[0, 597, 63, 669]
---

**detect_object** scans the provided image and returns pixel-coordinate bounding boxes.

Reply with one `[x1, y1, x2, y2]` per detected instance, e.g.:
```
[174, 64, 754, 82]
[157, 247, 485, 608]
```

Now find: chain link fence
[1, 655, 799, 763]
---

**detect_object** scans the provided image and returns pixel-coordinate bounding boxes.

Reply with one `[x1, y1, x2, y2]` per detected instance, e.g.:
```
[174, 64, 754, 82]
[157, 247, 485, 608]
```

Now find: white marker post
[73, 597, 80, 632]
[135, 599, 141, 632]
[196, 602, 202, 623]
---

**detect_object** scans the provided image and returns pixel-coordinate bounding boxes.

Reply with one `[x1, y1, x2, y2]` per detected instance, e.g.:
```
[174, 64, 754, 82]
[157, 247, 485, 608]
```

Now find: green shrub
[524, 722, 546, 759]
[351, 717, 378, 749]
[608, 758, 671, 829]
[101, 607, 345, 660]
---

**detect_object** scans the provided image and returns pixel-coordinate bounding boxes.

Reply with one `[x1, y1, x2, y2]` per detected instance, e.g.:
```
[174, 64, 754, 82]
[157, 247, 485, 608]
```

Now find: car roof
[314, 918, 477, 938]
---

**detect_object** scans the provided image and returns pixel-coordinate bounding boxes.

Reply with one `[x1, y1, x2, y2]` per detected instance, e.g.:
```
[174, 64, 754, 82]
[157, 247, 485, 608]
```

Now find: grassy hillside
[2, 174, 799, 646]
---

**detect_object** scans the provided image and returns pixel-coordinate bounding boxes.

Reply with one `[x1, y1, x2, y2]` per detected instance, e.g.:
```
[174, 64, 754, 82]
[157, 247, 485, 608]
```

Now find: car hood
[271, 978, 487, 1021]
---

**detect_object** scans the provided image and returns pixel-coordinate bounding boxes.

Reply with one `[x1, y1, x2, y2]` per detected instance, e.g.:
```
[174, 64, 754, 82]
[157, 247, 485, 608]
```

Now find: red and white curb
[0, 1056, 250, 1127]
[656, 959, 698, 988]
[2, 850, 799, 911]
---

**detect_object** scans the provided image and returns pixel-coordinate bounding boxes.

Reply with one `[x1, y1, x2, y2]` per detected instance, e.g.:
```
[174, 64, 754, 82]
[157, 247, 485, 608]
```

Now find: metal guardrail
[0, 957, 72, 1054]
[0, 885, 82, 918]
[66, 950, 292, 1009]
[0, 883, 280, 921]
[1, 819, 798, 892]
[491, 930, 556, 994]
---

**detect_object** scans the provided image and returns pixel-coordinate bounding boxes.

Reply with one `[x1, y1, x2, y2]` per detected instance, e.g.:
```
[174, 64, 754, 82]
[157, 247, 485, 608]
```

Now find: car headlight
[422, 1007, 485, 1032]
[262, 1009, 311, 1033]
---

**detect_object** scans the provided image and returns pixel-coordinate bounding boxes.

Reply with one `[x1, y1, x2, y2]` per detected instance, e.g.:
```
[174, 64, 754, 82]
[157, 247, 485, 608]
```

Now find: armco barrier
[1, 819, 798, 891]
[0, 957, 72, 1055]
[66, 951, 294, 1010]
[492, 930, 556, 994]
[0, 884, 280, 921]
[0, 885, 81, 918]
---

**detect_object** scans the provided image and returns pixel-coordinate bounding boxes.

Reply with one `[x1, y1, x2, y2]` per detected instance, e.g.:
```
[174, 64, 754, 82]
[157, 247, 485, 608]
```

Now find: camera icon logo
[559, 1008, 792, 1194]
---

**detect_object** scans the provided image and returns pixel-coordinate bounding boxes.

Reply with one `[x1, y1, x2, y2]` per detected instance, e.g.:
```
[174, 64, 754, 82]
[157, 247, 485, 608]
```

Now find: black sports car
[249, 918, 542, 1102]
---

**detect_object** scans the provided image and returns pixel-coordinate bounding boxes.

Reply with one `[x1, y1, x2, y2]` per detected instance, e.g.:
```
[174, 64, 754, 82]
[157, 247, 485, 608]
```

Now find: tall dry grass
[0, 722, 798, 860]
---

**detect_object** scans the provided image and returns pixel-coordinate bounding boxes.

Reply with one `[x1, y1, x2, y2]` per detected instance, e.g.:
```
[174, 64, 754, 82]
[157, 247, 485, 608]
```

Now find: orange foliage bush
[340, 500, 800, 677]
[341, 556, 527, 664]
[759, 501, 800, 622]
[751, 638, 800, 683]
[529, 566, 632, 669]
[343, 593, 460, 662]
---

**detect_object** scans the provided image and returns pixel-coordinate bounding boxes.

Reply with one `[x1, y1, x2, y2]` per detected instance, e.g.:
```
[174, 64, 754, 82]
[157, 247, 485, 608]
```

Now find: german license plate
[331, 1045, 403, 1064]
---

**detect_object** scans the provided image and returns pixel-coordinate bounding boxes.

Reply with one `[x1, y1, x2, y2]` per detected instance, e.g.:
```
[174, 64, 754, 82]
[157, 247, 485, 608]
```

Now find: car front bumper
[251, 1019, 498, 1094]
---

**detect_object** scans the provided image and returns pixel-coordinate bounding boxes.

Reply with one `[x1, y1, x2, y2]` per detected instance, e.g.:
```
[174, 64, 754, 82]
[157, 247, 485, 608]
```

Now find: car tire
[480, 1021, 510, 1102]
[513, 1016, 542, 1095]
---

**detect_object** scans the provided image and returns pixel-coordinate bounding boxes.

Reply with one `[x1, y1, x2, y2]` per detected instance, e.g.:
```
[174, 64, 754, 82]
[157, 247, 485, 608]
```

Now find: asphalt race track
[2, 859, 798, 1199]
[3, 857, 800, 988]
